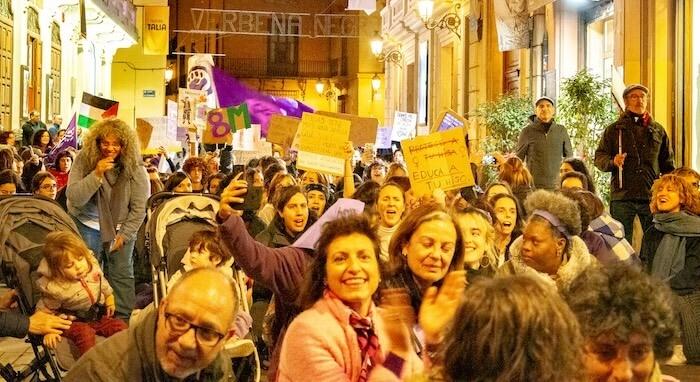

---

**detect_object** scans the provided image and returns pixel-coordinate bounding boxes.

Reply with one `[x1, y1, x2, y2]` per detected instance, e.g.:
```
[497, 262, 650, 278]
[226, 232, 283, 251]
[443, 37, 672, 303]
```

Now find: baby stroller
[143, 192, 260, 382]
[0, 195, 78, 381]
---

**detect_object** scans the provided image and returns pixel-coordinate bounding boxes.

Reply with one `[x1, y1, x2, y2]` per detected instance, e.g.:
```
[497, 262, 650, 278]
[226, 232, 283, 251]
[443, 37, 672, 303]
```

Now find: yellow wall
[112, 5, 167, 128]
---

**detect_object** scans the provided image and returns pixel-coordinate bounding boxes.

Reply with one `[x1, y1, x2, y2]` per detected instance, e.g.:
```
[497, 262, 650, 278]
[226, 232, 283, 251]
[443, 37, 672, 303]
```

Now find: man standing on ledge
[594, 84, 675, 244]
[21, 111, 47, 147]
[516, 96, 572, 190]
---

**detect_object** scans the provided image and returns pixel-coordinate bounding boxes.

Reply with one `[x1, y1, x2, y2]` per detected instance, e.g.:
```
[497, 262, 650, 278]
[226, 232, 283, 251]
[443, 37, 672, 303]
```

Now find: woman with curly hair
[640, 174, 700, 365]
[437, 275, 584, 381]
[66, 118, 149, 319]
[31, 129, 53, 155]
[498, 189, 596, 289]
[181, 156, 208, 193]
[564, 264, 680, 381]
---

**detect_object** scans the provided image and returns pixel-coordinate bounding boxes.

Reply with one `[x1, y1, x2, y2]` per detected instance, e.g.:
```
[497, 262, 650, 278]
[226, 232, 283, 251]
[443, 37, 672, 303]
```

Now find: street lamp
[164, 65, 174, 84]
[315, 80, 325, 95]
[370, 32, 403, 64]
[371, 74, 381, 91]
[417, 0, 462, 39]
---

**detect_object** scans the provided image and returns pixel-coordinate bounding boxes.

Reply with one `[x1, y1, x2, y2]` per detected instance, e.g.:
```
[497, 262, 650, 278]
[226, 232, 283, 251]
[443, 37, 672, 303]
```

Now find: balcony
[220, 57, 348, 79]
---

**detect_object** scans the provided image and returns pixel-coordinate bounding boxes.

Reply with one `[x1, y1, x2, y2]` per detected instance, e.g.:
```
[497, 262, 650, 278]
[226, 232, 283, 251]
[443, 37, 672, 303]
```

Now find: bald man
[65, 268, 237, 381]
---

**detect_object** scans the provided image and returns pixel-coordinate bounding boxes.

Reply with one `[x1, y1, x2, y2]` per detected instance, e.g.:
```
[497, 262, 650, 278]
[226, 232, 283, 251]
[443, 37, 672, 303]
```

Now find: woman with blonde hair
[641, 174, 700, 365]
[452, 206, 499, 279]
[66, 118, 149, 319]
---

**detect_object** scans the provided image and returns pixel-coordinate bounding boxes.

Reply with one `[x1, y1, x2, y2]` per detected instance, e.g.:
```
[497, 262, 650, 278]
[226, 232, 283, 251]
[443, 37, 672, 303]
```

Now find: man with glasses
[65, 268, 237, 381]
[595, 84, 675, 244]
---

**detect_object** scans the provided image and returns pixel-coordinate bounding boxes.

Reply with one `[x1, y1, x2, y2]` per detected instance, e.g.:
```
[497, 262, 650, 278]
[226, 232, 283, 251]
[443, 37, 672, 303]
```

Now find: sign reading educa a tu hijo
[143, 6, 169, 55]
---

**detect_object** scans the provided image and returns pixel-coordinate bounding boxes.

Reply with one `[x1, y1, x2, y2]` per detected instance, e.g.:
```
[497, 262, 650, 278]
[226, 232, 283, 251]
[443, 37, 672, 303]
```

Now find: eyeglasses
[163, 312, 226, 347]
[40, 184, 58, 190]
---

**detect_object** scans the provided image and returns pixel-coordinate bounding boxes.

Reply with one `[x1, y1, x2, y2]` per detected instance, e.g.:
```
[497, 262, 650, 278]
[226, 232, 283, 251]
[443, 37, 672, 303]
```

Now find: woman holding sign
[66, 118, 149, 319]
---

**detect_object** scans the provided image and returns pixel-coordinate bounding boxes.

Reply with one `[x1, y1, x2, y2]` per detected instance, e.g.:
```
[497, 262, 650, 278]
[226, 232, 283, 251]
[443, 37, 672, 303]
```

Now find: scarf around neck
[651, 211, 700, 280]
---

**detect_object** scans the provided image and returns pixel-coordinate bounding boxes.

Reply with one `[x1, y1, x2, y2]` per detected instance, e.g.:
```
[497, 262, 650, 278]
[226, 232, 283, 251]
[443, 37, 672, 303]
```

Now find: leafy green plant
[557, 70, 618, 203]
[472, 94, 532, 185]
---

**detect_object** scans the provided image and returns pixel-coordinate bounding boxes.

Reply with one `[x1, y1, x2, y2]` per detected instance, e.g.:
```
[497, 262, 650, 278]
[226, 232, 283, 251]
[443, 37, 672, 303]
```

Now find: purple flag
[45, 114, 77, 165]
[211, 67, 313, 138]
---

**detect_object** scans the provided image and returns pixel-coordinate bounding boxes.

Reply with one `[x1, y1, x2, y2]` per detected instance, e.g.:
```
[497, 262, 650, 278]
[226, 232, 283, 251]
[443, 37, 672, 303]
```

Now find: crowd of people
[0, 82, 698, 382]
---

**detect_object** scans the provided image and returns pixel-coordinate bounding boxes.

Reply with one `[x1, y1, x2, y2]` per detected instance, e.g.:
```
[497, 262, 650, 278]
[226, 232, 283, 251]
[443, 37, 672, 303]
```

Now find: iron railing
[220, 57, 347, 79]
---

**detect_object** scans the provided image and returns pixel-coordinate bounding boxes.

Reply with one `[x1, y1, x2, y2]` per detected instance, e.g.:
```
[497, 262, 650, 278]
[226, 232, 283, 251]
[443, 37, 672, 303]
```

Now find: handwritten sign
[316, 111, 378, 146]
[267, 115, 301, 148]
[231, 124, 261, 151]
[178, 88, 207, 132]
[391, 111, 417, 141]
[297, 112, 351, 176]
[234, 139, 273, 164]
[432, 109, 468, 133]
[403, 128, 474, 196]
[375, 127, 393, 149]
[136, 117, 180, 155]
[204, 103, 252, 144]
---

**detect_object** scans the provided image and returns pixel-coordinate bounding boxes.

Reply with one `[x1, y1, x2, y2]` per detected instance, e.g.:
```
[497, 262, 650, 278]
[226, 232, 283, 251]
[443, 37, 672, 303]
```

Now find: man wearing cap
[516, 96, 573, 189]
[594, 84, 674, 244]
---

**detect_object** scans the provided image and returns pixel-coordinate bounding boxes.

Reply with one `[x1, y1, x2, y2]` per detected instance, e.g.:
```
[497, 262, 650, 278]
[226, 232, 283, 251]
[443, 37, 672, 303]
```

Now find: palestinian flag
[78, 92, 119, 129]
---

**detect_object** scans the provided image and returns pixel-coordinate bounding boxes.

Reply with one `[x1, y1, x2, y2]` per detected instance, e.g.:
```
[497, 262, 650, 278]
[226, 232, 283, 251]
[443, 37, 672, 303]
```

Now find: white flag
[347, 0, 376, 15]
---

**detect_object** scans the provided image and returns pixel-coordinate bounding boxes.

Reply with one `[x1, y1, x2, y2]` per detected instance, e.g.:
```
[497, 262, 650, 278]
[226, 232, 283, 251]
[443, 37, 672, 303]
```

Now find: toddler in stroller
[35, 231, 127, 355]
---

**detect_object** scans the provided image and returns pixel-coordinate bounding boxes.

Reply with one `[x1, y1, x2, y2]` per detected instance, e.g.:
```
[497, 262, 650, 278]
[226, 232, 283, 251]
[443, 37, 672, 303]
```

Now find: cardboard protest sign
[316, 111, 378, 146]
[204, 103, 252, 144]
[231, 124, 261, 151]
[432, 109, 468, 133]
[178, 88, 207, 133]
[375, 127, 393, 149]
[391, 111, 417, 141]
[267, 115, 301, 148]
[403, 128, 475, 196]
[234, 139, 273, 164]
[136, 117, 180, 154]
[297, 112, 351, 176]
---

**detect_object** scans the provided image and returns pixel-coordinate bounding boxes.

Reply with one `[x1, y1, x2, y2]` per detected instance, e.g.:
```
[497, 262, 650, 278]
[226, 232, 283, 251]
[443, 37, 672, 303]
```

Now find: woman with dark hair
[640, 174, 700, 365]
[181, 156, 208, 193]
[560, 189, 615, 264]
[564, 265, 679, 381]
[255, 185, 315, 248]
[489, 193, 524, 264]
[31, 129, 53, 155]
[258, 172, 296, 225]
[0, 147, 14, 171]
[381, 204, 466, 354]
[0, 169, 20, 195]
[498, 189, 596, 290]
[163, 172, 193, 193]
[0, 131, 17, 153]
[205, 172, 226, 195]
[278, 213, 464, 381]
[304, 183, 330, 217]
[66, 118, 149, 319]
[580, 190, 637, 264]
[31, 171, 58, 199]
[375, 181, 407, 261]
[482, 181, 513, 203]
[560, 157, 596, 194]
[560, 170, 589, 190]
[438, 275, 584, 381]
[48, 151, 73, 190]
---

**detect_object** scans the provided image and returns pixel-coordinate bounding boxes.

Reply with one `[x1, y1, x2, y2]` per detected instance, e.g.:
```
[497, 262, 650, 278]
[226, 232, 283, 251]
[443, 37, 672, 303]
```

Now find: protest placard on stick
[297, 112, 351, 176]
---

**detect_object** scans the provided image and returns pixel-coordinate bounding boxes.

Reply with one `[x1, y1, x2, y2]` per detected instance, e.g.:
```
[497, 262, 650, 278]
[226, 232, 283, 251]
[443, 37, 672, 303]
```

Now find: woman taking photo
[498, 189, 595, 290]
[278, 213, 465, 381]
[255, 185, 315, 248]
[66, 118, 149, 319]
[640, 174, 700, 365]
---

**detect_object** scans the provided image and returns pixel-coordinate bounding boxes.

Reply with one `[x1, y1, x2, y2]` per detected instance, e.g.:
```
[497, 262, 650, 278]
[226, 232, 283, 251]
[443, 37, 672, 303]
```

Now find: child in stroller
[35, 231, 127, 355]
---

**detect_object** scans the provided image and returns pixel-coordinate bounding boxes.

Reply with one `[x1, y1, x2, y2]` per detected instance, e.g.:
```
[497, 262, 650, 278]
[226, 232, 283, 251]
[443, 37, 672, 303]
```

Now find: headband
[304, 183, 329, 200]
[531, 209, 570, 238]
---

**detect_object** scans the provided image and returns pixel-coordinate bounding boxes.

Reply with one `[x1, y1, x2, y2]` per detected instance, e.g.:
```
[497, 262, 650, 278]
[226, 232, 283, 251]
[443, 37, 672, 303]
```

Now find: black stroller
[0, 195, 79, 381]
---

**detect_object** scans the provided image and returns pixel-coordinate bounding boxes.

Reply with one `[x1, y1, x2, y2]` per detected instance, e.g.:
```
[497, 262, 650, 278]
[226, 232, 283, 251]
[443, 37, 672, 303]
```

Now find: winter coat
[497, 235, 596, 290]
[594, 111, 674, 201]
[516, 116, 572, 189]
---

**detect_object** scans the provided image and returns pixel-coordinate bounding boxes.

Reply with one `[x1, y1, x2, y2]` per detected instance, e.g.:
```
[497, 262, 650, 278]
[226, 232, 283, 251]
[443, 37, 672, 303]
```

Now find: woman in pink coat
[277, 213, 465, 381]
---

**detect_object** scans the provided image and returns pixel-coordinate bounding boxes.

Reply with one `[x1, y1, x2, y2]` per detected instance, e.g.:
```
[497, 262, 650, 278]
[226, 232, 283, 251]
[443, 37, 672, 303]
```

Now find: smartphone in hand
[232, 186, 263, 211]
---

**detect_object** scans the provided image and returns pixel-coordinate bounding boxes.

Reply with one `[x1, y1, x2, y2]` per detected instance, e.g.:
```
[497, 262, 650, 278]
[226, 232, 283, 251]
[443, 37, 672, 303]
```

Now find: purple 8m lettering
[207, 111, 231, 137]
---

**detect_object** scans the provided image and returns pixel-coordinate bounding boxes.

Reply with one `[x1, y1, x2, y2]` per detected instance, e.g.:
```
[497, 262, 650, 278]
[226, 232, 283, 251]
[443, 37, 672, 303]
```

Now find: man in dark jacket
[516, 96, 573, 189]
[64, 269, 236, 381]
[21, 110, 47, 147]
[594, 84, 675, 244]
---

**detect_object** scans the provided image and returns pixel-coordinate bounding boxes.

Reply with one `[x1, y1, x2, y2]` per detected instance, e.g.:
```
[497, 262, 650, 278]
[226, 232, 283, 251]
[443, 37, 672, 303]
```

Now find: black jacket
[516, 116, 572, 189]
[0, 311, 29, 338]
[594, 112, 674, 201]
